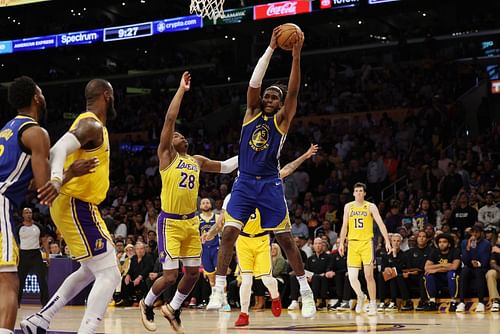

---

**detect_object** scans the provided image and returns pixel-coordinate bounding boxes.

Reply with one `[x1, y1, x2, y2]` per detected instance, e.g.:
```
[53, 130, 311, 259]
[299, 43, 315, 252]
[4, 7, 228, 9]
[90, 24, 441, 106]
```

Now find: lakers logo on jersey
[249, 123, 270, 152]
[94, 238, 104, 251]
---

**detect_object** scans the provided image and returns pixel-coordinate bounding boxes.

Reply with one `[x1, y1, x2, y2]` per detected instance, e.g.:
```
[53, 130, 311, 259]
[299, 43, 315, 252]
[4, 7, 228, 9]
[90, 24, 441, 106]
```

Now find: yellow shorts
[0, 195, 19, 270]
[158, 216, 201, 261]
[235, 235, 271, 278]
[50, 193, 113, 261]
[347, 239, 374, 268]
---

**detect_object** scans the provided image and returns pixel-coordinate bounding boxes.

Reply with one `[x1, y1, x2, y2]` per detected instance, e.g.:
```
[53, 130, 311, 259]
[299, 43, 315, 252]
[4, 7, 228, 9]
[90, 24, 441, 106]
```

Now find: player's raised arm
[279, 31, 304, 132]
[279, 144, 318, 179]
[338, 203, 351, 257]
[193, 155, 238, 174]
[158, 71, 191, 168]
[370, 203, 392, 254]
[246, 27, 281, 117]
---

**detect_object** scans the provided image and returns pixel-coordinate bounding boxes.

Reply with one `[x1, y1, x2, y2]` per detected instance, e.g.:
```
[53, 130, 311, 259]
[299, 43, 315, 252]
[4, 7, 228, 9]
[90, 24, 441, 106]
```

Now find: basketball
[277, 23, 302, 51]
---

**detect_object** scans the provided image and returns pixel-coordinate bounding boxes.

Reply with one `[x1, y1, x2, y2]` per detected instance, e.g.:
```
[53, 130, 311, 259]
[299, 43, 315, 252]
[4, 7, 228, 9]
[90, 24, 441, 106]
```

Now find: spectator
[440, 162, 463, 203]
[291, 217, 309, 239]
[305, 238, 333, 309]
[271, 243, 288, 290]
[478, 191, 500, 230]
[49, 242, 62, 258]
[294, 235, 313, 258]
[377, 234, 413, 311]
[457, 224, 491, 312]
[423, 234, 460, 311]
[385, 201, 403, 234]
[314, 221, 338, 246]
[404, 231, 433, 311]
[486, 231, 500, 312]
[450, 193, 478, 238]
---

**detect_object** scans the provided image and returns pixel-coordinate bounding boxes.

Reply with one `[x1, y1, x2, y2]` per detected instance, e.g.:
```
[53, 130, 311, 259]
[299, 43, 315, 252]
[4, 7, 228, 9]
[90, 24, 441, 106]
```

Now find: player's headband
[266, 85, 284, 100]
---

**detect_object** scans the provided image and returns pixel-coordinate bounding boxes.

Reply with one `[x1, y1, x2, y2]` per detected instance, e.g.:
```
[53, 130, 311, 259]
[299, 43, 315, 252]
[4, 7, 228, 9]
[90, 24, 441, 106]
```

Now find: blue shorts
[201, 244, 219, 274]
[226, 174, 290, 231]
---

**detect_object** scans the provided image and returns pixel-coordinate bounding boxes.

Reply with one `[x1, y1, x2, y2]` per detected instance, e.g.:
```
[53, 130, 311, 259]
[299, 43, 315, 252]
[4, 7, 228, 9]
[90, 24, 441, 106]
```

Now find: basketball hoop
[190, 0, 225, 24]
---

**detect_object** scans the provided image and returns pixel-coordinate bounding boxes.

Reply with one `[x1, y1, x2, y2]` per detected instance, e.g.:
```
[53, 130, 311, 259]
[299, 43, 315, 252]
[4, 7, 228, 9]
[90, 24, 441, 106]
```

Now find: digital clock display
[103, 22, 153, 42]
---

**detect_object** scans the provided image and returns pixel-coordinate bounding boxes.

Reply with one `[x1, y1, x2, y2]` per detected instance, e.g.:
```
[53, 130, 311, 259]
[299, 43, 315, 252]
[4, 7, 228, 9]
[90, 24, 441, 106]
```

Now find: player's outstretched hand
[201, 232, 214, 244]
[269, 25, 282, 49]
[68, 158, 99, 177]
[385, 240, 392, 255]
[292, 31, 305, 58]
[305, 144, 319, 159]
[179, 71, 191, 92]
[37, 180, 61, 207]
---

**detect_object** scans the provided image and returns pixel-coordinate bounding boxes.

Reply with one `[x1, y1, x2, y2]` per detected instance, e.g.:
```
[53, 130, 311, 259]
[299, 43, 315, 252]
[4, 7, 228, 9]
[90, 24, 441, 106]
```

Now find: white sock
[144, 289, 159, 307]
[39, 266, 95, 321]
[296, 275, 311, 293]
[170, 290, 189, 310]
[261, 275, 279, 299]
[0, 329, 13, 334]
[215, 275, 226, 291]
[347, 267, 364, 298]
[240, 274, 253, 314]
[78, 265, 121, 334]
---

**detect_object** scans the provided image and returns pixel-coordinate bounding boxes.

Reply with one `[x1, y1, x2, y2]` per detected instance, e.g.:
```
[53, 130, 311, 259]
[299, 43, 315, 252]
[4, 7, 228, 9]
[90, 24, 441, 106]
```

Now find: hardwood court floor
[16, 305, 500, 334]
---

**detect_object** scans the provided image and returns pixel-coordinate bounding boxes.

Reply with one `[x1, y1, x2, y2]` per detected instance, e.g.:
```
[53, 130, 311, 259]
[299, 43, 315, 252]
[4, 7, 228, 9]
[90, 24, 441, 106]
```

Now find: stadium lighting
[422, 12, 427, 17]
[122, 2, 126, 5]
[358, 20, 362, 25]
[337, 24, 341, 28]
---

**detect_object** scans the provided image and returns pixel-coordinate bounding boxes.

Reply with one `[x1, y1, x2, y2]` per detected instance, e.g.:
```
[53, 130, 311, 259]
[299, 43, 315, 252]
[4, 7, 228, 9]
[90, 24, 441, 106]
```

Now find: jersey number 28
[179, 172, 195, 189]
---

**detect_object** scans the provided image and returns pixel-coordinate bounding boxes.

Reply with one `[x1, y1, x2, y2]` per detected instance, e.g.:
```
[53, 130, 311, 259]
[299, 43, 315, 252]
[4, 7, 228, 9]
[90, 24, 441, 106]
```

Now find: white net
[190, 0, 225, 24]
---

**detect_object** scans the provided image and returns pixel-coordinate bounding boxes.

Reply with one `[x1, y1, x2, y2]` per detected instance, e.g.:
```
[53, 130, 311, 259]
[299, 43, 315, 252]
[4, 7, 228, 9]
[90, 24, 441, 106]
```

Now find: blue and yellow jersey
[0, 116, 38, 207]
[199, 213, 219, 247]
[61, 112, 110, 205]
[160, 153, 200, 214]
[239, 113, 286, 177]
[347, 201, 374, 241]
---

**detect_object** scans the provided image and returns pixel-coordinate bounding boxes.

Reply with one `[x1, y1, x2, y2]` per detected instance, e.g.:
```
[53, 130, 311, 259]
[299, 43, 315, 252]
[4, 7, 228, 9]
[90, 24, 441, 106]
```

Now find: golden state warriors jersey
[160, 153, 199, 214]
[347, 201, 374, 241]
[61, 112, 110, 204]
[242, 209, 266, 236]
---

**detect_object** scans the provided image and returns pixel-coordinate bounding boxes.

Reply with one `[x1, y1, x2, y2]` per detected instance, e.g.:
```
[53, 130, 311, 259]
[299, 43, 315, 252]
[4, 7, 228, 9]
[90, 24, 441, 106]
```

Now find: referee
[17, 208, 49, 306]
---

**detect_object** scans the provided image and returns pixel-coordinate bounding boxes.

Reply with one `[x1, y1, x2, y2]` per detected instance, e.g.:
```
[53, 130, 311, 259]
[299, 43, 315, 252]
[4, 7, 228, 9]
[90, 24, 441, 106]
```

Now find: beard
[107, 99, 117, 120]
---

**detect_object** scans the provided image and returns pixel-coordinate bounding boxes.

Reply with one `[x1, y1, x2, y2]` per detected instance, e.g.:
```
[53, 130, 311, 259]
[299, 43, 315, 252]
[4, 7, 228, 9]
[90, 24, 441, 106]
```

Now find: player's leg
[254, 238, 281, 316]
[21, 264, 96, 333]
[360, 240, 377, 315]
[235, 273, 252, 326]
[234, 236, 256, 325]
[161, 219, 201, 333]
[77, 249, 121, 334]
[141, 215, 182, 331]
[213, 184, 254, 305]
[346, 242, 366, 313]
[0, 201, 19, 334]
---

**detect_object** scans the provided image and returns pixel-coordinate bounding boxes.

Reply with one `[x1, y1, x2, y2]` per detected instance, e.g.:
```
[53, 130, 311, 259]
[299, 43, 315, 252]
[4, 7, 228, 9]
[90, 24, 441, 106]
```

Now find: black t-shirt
[450, 206, 478, 236]
[329, 251, 347, 272]
[428, 247, 461, 265]
[306, 252, 332, 275]
[405, 245, 434, 270]
[491, 251, 500, 266]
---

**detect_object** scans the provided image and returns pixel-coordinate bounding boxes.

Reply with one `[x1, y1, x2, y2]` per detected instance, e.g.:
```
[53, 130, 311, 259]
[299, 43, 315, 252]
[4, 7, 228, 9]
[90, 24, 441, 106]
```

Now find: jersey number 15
[354, 218, 364, 229]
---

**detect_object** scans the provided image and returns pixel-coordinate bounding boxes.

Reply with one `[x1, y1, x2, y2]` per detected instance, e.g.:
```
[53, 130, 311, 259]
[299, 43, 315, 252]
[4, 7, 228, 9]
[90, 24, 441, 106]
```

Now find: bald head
[85, 79, 112, 103]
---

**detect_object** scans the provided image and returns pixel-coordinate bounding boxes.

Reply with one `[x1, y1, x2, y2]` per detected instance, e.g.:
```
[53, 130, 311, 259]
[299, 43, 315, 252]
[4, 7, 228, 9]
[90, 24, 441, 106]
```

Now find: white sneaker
[206, 288, 224, 310]
[220, 303, 231, 312]
[475, 303, 485, 312]
[355, 295, 367, 314]
[20, 313, 49, 334]
[377, 302, 386, 312]
[456, 302, 466, 312]
[367, 301, 377, 316]
[492, 301, 500, 312]
[385, 302, 397, 312]
[300, 290, 317, 318]
[288, 300, 300, 310]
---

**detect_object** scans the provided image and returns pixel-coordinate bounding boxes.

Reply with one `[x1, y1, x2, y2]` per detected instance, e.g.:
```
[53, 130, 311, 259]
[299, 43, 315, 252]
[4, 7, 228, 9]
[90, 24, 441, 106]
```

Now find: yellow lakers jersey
[61, 112, 110, 204]
[160, 153, 199, 214]
[347, 201, 374, 241]
[242, 209, 266, 236]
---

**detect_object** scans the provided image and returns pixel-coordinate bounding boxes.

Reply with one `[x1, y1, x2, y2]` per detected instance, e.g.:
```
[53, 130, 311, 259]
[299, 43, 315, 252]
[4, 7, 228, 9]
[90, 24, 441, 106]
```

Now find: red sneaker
[271, 297, 282, 317]
[234, 312, 249, 327]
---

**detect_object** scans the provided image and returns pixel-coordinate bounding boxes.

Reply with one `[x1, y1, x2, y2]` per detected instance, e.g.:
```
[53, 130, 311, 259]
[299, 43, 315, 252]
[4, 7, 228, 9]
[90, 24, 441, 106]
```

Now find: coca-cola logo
[254, 0, 311, 20]
[267, 2, 297, 16]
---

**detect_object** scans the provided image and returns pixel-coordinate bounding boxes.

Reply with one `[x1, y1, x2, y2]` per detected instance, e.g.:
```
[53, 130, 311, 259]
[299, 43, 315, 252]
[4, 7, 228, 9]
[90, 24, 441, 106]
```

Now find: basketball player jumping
[22, 79, 121, 334]
[208, 27, 316, 318]
[138, 72, 238, 334]
[338, 182, 392, 316]
[203, 144, 318, 327]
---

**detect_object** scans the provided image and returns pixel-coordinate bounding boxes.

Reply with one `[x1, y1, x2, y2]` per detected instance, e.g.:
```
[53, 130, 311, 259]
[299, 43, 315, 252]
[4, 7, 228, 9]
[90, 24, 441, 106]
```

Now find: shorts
[201, 244, 219, 274]
[225, 174, 290, 231]
[236, 235, 271, 278]
[347, 239, 374, 268]
[0, 195, 18, 271]
[157, 211, 201, 264]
